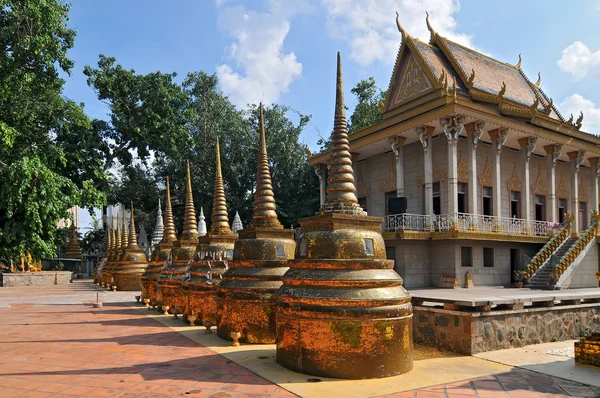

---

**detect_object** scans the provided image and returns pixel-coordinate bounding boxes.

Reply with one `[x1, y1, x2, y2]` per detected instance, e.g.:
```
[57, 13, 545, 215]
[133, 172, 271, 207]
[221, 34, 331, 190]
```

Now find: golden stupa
[111, 202, 148, 291]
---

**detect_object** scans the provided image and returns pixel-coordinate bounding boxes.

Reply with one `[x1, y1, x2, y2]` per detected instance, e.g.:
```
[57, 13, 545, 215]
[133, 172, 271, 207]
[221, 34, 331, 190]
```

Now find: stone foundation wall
[0, 271, 72, 287]
[414, 304, 600, 354]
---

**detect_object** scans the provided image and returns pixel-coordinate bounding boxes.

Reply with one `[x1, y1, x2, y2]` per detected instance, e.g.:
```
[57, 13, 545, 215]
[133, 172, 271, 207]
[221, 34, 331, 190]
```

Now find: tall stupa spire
[324, 51, 364, 215]
[180, 160, 198, 241]
[110, 218, 116, 251]
[152, 198, 164, 245]
[127, 202, 140, 249]
[161, 177, 177, 243]
[251, 103, 282, 229]
[210, 138, 234, 236]
[104, 220, 112, 256]
[121, 208, 128, 249]
[115, 212, 122, 250]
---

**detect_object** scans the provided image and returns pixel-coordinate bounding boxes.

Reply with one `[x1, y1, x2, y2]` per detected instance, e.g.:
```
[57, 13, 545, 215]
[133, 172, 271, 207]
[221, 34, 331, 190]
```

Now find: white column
[314, 165, 326, 207]
[489, 128, 507, 218]
[467, 121, 484, 215]
[544, 144, 561, 223]
[518, 136, 536, 221]
[440, 115, 465, 219]
[390, 136, 406, 198]
[591, 157, 599, 213]
[417, 126, 433, 216]
[568, 150, 585, 235]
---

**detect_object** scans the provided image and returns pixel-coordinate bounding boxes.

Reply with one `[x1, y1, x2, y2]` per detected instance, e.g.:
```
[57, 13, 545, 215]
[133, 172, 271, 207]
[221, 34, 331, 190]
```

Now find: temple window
[358, 197, 368, 212]
[385, 191, 396, 215]
[535, 195, 546, 221]
[461, 247, 473, 267]
[482, 186, 492, 216]
[364, 238, 375, 256]
[483, 247, 494, 267]
[457, 183, 467, 213]
[558, 198, 568, 223]
[510, 191, 521, 218]
[433, 182, 441, 215]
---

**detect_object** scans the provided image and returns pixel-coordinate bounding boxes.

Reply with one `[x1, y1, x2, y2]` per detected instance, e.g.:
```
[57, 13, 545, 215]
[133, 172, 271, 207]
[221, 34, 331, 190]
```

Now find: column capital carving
[465, 120, 485, 149]
[313, 164, 323, 180]
[439, 114, 465, 144]
[488, 128, 508, 153]
[567, 150, 585, 170]
[389, 136, 406, 159]
[544, 144, 563, 164]
[518, 135, 537, 158]
[590, 157, 600, 176]
[416, 125, 435, 152]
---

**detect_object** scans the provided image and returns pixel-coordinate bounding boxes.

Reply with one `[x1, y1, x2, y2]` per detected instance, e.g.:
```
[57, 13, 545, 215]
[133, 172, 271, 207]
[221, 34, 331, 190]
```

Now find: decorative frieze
[557, 172, 570, 199]
[380, 157, 397, 193]
[531, 165, 548, 196]
[478, 157, 492, 187]
[458, 152, 469, 183]
[418, 165, 447, 186]
[506, 162, 522, 192]
[579, 176, 589, 202]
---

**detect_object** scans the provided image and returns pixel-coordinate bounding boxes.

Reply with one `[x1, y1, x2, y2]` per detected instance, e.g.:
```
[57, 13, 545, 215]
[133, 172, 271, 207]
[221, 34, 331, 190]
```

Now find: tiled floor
[0, 281, 599, 398]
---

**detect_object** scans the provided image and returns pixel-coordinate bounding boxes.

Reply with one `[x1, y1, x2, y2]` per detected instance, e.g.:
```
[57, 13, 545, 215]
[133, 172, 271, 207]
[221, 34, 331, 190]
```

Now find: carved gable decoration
[380, 157, 397, 193]
[417, 165, 447, 186]
[578, 176, 588, 202]
[457, 151, 469, 183]
[506, 162, 522, 192]
[356, 164, 370, 198]
[393, 54, 433, 105]
[556, 172, 569, 198]
[531, 165, 547, 196]
[478, 157, 492, 187]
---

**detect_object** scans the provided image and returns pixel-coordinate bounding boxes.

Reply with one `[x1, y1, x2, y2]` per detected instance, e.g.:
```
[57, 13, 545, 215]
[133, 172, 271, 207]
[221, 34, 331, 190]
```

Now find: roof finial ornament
[534, 72, 541, 88]
[567, 113, 574, 124]
[498, 81, 506, 98]
[395, 11, 406, 41]
[575, 111, 584, 130]
[425, 11, 436, 44]
[515, 54, 522, 69]
[467, 68, 476, 87]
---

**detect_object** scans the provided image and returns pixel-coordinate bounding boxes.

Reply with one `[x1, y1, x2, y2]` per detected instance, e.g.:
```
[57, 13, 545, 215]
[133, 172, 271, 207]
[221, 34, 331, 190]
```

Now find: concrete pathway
[0, 280, 598, 398]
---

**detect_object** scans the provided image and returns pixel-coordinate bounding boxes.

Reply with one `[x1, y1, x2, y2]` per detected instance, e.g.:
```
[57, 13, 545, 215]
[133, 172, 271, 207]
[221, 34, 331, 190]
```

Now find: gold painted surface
[575, 332, 600, 368]
[112, 203, 148, 291]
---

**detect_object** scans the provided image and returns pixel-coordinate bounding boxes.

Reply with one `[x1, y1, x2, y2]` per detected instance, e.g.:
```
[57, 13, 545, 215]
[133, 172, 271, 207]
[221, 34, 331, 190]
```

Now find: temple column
[488, 128, 508, 219]
[590, 157, 599, 213]
[417, 125, 434, 216]
[518, 136, 537, 221]
[390, 136, 406, 197]
[567, 150, 585, 235]
[440, 116, 465, 219]
[466, 121, 484, 216]
[544, 144, 562, 223]
[314, 164, 326, 207]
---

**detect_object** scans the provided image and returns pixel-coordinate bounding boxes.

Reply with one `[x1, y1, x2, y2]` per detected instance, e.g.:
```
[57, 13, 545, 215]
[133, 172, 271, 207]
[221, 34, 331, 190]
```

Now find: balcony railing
[383, 212, 555, 237]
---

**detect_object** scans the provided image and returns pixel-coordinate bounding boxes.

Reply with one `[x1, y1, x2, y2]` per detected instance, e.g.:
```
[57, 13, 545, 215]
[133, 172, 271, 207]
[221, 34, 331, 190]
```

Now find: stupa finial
[115, 211, 122, 250]
[105, 220, 112, 256]
[210, 138, 234, 236]
[152, 198, 164, 245]
[121, 208, 128, 249]
[324, 52, 364, 215]
[127, 202, 140, 249]
[181, 160, 198, 240]
[161, 176, 178, 243]
[251, 103, 283, 229]
[232, 211, 244, 235]
[110, 219, 116, 251]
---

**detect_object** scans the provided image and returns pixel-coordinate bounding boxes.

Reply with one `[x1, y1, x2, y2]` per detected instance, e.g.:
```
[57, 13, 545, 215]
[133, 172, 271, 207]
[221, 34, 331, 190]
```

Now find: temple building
[307, 14, 600, 289]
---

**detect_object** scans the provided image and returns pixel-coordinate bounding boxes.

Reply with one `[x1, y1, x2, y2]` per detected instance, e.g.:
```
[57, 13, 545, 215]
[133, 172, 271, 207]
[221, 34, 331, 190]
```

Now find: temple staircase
[525, 211, 600, 289]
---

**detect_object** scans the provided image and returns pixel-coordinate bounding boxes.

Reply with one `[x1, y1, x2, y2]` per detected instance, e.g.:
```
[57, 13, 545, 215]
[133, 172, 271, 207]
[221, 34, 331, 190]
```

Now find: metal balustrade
[382, 212, 553, 237]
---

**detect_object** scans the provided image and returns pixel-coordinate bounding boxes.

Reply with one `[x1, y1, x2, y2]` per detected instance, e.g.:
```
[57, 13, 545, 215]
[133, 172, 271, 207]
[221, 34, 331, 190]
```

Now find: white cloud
[557, 41, 600, 81]
[321, 0, 473, 66]
[560, 94, 600, 135]
[216, 1, 310, 107]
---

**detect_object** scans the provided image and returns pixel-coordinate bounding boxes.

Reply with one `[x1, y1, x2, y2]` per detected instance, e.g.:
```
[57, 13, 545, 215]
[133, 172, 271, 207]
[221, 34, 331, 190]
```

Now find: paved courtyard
[0, 280, 599, 398]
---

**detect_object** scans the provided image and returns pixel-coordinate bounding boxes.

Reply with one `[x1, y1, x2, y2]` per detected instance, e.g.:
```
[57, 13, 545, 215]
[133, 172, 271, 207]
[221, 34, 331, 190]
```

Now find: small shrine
[111, 203, 148, 291]
[275, 52, 413, 379]
[142, 190, 177, 308]
[156, 161, 198, 315]
[217, 104, 296, 344]
[182, 138, 237, 331]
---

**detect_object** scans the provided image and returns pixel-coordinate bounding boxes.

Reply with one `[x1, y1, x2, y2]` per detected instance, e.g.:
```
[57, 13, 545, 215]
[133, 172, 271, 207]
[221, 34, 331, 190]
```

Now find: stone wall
[414, 303, 600, 354]
[0, 271, 72, 287]
[562, 243, 600, 289]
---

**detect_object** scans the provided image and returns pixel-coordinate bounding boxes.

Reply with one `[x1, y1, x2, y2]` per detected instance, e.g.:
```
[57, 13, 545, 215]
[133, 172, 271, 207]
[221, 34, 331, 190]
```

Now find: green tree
[0, 0, 105, 262]
[349, 77, 386, 132]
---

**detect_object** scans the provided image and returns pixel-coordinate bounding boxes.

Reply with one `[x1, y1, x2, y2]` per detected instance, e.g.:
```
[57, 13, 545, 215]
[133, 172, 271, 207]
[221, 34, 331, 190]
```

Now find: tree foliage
[0, 0, 105, 262]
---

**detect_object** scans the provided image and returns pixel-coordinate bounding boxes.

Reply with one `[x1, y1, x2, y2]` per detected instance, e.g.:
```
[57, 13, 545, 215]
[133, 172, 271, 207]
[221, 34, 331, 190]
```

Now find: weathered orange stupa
[64, 223, 83, 261]
[111, 203, 148, 291]
[183, 138, 237, 331]
[157, 161, 198, 315]
[142, 180, 177, 308]
[276, 52, 413, 379]
[103, 216, 120, 288]
[216, 105, 295, 343]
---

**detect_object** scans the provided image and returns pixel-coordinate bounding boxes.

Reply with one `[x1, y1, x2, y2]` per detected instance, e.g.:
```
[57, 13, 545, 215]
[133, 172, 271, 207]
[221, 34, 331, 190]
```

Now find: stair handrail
[523, 213, 572, 280]
[551, 210, 600, 282]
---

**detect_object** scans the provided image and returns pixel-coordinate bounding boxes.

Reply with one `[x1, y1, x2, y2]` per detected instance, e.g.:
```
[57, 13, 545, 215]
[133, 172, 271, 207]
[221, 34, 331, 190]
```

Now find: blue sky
[66, 0, 600, 228]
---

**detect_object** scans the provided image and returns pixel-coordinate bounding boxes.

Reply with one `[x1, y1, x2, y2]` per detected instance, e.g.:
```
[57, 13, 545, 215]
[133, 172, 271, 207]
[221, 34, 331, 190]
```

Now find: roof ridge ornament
[575, 111, 584, 130]
[534, 72, 541, 88]
[395, 11, 407, 41]
[515, 54, 522, 69]
[498, 81, 506, 99]
[425, 11, 436, 44]
[467, 68, 475, 88]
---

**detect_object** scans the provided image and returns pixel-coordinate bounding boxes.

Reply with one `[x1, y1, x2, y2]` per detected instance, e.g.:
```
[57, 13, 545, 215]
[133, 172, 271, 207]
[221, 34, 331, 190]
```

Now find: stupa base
[187, 287, 219, 328]
[158, 282, 185, 313]
[276, 310, 413, 379]
[112, 271, 143, 291]
[217, 296, 277, 344]
[141, 277, 158, 305]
